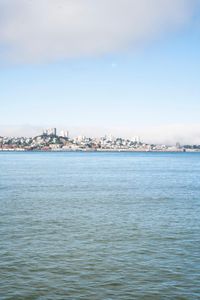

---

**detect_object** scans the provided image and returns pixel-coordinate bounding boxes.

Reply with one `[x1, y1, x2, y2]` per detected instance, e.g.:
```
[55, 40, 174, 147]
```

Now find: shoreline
[0, 149, 199, 153]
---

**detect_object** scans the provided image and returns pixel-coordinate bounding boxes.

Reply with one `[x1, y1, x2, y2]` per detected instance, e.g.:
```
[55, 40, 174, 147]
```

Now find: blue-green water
[0, 152, 200, 300]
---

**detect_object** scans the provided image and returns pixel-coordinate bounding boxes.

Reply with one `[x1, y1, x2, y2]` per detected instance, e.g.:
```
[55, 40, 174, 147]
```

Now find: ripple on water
[0, 152, 200, 299]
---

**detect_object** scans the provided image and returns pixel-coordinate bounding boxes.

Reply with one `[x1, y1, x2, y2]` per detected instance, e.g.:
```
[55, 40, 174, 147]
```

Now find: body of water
[0, 152, 200, 299]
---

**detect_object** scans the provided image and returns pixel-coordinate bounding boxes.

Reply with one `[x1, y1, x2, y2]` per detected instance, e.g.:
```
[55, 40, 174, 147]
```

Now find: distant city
[0, 127, 200, 152]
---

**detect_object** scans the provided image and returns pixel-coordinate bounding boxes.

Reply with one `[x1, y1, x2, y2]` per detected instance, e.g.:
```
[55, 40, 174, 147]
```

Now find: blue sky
[0, 0, 200, 144]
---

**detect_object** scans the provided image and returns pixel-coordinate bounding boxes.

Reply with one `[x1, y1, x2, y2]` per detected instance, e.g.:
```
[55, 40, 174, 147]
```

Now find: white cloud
[136, 124, 200, 145]
[0, 0, 197, 63]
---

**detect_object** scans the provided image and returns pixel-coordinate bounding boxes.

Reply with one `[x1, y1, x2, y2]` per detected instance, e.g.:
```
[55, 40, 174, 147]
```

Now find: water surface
[0, 152, 200, 299]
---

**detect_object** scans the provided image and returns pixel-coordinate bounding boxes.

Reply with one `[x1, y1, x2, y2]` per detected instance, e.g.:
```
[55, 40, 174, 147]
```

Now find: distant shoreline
[0, 149, 199, 153]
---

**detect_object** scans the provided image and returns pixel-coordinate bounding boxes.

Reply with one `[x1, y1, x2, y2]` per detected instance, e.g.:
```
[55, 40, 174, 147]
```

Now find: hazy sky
[0, 0, 200, 144]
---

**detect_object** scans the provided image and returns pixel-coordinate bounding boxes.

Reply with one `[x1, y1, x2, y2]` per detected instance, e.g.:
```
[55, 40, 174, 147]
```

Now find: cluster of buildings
[0, 128, 198, 152]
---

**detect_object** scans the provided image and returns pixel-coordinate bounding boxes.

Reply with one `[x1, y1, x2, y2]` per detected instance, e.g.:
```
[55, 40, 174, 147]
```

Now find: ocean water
[0, 152, 200, 300]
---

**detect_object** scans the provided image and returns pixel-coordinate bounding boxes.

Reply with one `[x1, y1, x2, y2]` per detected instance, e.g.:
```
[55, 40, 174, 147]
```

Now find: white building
[60, 130, 69, 138]
[43, 128, 57, 136]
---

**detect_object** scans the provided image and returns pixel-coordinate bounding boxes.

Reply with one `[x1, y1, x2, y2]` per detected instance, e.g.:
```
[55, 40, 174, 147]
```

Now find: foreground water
[0, 152, 200, 299]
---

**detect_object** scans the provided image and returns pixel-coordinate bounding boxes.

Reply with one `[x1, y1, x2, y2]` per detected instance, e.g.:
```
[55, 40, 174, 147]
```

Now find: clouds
[0, 0, 197, 63]
[137, 124, 200, 145]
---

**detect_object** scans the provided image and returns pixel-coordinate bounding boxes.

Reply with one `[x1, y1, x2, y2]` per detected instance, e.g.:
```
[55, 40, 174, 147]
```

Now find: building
[43, 128, 57, 136]
[60, 130, 69, 138]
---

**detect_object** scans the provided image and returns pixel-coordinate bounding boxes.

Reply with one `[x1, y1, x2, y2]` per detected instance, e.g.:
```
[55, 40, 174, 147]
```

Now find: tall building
[60, 130, 69, 138]
[43, 128, 57, 136]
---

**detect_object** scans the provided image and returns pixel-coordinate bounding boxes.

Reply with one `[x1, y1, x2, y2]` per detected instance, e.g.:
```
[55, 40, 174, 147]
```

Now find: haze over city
[0, 0, 200, 144]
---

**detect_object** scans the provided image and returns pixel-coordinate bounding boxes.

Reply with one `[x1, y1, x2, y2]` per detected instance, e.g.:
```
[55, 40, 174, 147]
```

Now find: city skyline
[0, 1, 200, 144]
[1, 126, 197, 152]
[1, 124, 200, 146]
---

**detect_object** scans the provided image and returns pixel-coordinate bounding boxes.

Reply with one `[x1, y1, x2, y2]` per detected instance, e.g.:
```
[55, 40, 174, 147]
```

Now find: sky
[0, 0, 200, 144]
